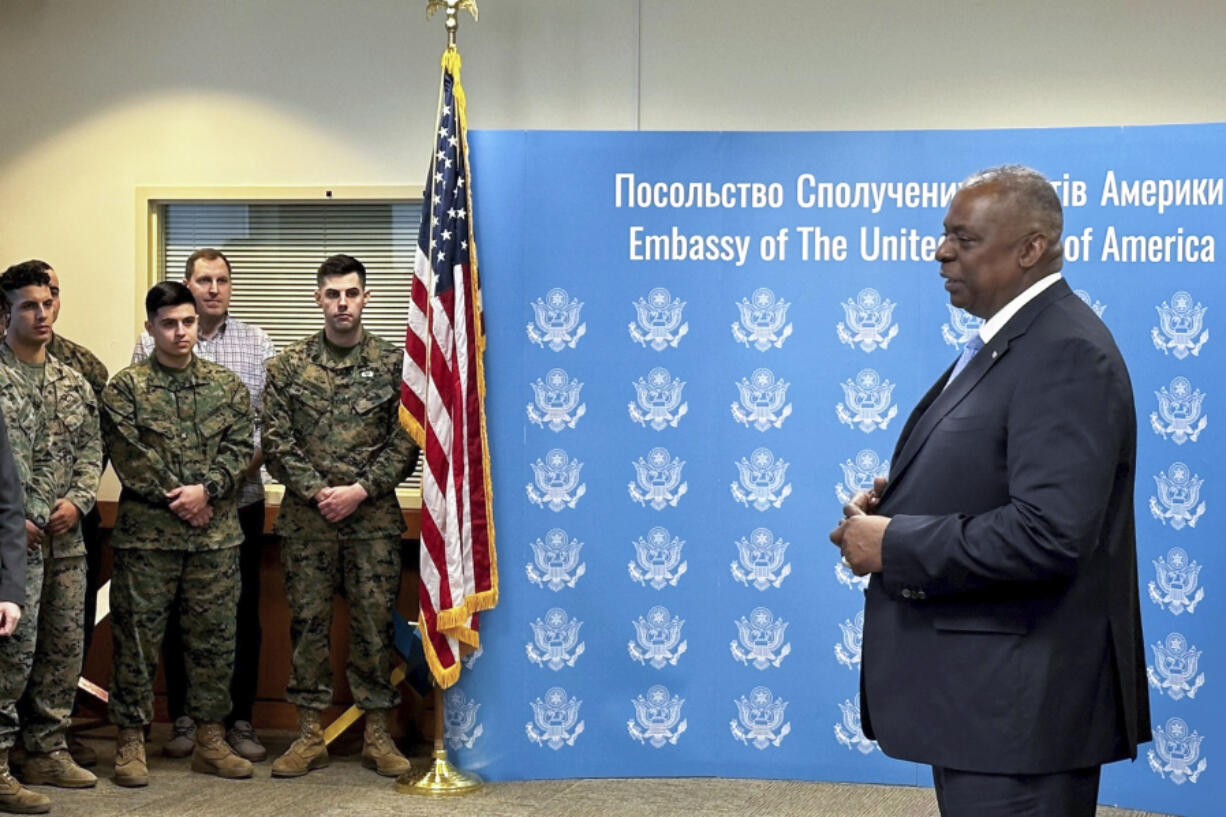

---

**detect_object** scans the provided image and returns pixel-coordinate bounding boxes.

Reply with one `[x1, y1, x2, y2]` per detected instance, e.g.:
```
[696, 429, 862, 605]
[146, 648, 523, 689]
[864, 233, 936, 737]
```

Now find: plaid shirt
[133, 314, 276, 507]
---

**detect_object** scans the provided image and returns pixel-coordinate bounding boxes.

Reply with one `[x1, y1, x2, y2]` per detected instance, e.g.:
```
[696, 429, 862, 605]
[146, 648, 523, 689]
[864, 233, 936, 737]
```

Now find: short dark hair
[0, 260, 53, 310]
[316, 254, 366, 286]
[145, 281, 197, 321]
[185, 248, 231, 280]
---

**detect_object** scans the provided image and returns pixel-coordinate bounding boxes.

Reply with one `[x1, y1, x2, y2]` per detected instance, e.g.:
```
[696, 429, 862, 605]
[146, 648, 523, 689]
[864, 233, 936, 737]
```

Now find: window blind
[160, 202, 419, 351]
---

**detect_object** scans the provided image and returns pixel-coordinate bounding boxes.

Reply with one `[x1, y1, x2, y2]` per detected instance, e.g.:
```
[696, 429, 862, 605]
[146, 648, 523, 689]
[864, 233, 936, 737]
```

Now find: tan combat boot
[66, 735, 97, 769]
[360, 710, 411, 777]
[190, 723, 252, 779]
[270, 708, 329, 778]
[113, 727, 148, 788]
[19, 749, 97, 788]
[0, 748, 51, 814]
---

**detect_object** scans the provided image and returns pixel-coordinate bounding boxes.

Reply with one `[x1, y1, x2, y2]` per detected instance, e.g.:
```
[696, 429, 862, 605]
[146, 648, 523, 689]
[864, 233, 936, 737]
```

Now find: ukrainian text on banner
[450, 126, 1221, 817]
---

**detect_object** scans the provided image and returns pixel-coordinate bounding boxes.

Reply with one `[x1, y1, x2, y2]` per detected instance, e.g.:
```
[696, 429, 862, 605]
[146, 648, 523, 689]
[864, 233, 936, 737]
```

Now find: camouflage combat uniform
[263, 330, 418, 712]
[45, 331, 108, 690]
[6, 348, 102, 753]
[100, 355, 253, 727]
[0, 349, 56, 752]
[46, 333, 108, 401]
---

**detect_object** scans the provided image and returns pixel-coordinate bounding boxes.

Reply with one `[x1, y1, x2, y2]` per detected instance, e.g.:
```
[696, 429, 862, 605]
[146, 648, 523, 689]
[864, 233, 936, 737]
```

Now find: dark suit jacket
[0, 409, 27, 605]
[860, 278, 1151, 775]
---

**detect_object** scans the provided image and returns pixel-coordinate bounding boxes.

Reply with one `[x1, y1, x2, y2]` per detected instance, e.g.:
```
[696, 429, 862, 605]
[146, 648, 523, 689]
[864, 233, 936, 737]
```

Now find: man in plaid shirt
[131, 249, 275, 762]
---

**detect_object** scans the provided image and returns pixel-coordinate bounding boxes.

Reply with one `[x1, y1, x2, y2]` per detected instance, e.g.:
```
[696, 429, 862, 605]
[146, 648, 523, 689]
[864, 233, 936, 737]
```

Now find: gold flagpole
[398, 1, 483, 796]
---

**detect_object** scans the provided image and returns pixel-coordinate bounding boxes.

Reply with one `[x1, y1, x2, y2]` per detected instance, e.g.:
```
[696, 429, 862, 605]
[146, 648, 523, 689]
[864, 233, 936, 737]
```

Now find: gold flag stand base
[396, 749, 484, 796]
[395, 686, 484, 796]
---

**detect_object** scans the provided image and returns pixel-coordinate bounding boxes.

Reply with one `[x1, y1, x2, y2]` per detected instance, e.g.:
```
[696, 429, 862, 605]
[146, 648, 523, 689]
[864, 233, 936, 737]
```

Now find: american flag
[402, 49, 497, 688]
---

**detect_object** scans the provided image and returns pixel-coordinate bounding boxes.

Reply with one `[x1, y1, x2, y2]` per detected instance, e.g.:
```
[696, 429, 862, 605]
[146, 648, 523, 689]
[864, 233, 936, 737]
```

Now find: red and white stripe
[402, 191, 495, 688]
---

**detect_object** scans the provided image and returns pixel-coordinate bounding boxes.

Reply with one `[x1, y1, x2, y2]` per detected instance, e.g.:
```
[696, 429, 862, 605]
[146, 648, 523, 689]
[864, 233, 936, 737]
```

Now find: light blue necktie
[946, 333, 984, 388]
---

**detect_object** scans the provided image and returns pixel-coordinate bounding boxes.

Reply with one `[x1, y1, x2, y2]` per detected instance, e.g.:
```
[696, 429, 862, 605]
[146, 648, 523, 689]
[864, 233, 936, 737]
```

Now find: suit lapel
[888, 365, 952, 466]
[886, 336, 1008, 489]
[883, 279, 1075, 495]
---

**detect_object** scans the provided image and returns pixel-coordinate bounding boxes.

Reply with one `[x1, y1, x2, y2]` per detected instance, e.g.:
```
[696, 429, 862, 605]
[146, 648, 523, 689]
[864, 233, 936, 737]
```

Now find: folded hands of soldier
[166, 484, 213, 527]
[47, 497, 82, 536]
[314, 483, 369, 524]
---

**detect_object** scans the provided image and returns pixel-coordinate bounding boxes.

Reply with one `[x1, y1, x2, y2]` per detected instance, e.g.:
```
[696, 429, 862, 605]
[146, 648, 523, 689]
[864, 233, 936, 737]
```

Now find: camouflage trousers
[18, 552, 85, 752]
[281, 535, 401, 712]
[109, 547, 239, 727]
[0, 548, 42, 750]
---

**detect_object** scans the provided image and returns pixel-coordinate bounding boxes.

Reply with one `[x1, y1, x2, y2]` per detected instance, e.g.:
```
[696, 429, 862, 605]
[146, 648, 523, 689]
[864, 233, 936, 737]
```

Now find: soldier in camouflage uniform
[131, 249, 276, 763]
[0, 264, 103, 792]
[100, 282, 254, 787]
[263, 254, 418, 779]
[10, 262, 109, 771]
[0, 264, 60, 814]
[41, 264, 108, 771]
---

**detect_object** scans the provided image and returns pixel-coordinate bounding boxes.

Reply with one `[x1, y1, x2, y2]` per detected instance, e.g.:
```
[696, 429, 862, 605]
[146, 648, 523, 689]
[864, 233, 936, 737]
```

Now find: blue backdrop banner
[445, 126, 1220, 817]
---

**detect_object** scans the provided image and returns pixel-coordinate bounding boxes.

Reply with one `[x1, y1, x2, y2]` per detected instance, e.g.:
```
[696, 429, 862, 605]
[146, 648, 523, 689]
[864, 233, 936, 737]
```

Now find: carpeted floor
[27, 725, 1175, 817]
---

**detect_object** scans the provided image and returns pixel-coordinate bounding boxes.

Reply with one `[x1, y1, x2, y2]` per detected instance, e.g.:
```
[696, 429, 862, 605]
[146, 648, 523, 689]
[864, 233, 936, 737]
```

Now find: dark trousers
[163, 500, 265, 726]
[80, 505, 103, 667]
[72, 506, 103, 719]
[932, 764, 1102, 817]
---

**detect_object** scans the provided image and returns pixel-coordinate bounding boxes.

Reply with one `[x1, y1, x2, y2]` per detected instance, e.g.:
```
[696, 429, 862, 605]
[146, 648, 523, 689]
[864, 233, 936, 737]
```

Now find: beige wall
[3, 0, 1226, 493]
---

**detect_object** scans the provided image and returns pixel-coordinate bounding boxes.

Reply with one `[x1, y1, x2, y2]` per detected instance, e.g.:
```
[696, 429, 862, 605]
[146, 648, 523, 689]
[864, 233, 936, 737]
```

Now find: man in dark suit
[829, 165, 1150, 816]
[0, 413, 26, 638]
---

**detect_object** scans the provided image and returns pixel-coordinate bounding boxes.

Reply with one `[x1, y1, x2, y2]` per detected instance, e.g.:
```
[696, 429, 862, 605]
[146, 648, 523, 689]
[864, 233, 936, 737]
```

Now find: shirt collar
[148, 352, 199, 381]
[198, 315, 229, 342]
[0, 341, 45, 370]
[314, 329, 369, 369]
[978, 273, 1062, 343]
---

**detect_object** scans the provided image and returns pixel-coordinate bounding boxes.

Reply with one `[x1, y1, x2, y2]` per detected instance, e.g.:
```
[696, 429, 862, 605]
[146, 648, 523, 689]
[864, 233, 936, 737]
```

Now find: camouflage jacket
[101, 355, 253, 551]
[0, 345, 57, 530]
[47, 332, 109, 400]
[36, 351, 102, 558]
[263, 330, 418, 540]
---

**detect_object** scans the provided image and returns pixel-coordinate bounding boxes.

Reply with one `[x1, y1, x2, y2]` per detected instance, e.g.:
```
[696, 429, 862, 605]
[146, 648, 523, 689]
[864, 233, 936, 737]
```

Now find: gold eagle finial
[427, 0, 479, 26]
[427, 0, 477, 47]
